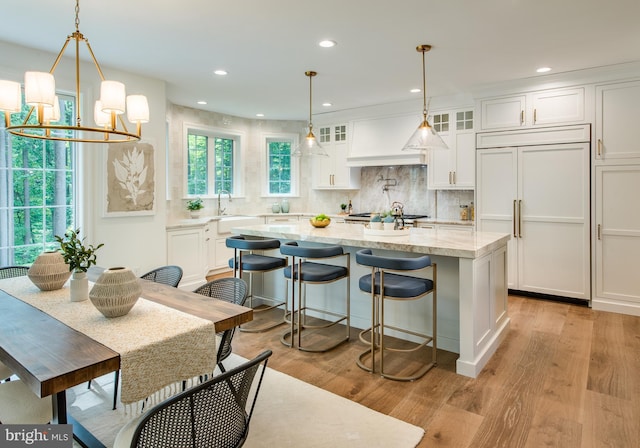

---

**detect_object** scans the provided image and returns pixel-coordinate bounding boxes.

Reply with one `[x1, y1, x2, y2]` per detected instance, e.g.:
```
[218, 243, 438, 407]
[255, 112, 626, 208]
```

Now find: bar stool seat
[226, 236, 287, 332]
[356, 248, 437, 381]
[280, 242, 350, 352]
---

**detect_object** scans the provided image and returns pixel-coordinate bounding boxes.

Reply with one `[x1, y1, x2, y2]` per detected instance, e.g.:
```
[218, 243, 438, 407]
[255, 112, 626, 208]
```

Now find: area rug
[70, 354, 424, 447]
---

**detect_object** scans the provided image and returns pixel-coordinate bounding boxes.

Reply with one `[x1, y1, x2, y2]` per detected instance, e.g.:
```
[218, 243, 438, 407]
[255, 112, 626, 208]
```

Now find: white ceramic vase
[190, 210, 202, 219]
[89, 267, 142, 318]
[27, 251, 72, 291]
[70, 271, 89, 302]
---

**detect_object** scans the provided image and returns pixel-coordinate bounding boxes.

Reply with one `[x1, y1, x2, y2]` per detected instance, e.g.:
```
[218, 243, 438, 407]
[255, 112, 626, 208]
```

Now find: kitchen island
[232, 222, 510, 378]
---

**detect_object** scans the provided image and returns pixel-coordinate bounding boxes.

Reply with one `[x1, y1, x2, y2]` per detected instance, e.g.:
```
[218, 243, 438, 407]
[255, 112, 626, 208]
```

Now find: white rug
[70, 354, 424, 447]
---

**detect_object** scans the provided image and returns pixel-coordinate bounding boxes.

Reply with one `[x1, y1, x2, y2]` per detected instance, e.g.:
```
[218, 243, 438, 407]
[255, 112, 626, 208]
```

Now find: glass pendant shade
[0, 80, 22, 113]
[402, 44, 448, 152]
[100, 80, 126, 115]
[126, 95, 150, 124]
[403, 117, 448, 151]
[24, 72, 55, 107]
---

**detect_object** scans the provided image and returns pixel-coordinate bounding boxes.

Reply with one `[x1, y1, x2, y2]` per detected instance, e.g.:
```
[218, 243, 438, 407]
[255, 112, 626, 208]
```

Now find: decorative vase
[89, 267, 142, 318]
[271, 203, 280, 213]
[27, 251, 72, 291]
[70, 271, 89, 302]
[280, 199, 290, 213]
[190, 210, 202, 219]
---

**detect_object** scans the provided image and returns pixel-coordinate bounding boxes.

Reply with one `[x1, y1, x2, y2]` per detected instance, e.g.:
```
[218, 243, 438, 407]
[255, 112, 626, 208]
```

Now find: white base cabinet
[167, 227, 206, 289]
[476, 138, 590, 300]
[593, 165, 640, 315]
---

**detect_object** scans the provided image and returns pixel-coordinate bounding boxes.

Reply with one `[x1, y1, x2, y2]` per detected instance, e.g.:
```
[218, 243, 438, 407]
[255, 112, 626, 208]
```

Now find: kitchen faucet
[217, 190, 232, 215]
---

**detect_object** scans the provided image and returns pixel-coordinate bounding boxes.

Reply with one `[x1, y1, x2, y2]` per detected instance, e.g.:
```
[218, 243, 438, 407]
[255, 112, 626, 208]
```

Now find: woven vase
[89, 267, 141, 318]
[27, 251, 72, 291]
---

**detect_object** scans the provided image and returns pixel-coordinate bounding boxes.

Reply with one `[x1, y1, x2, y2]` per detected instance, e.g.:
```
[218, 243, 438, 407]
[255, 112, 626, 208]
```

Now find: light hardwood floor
[232, 295, 640, 447]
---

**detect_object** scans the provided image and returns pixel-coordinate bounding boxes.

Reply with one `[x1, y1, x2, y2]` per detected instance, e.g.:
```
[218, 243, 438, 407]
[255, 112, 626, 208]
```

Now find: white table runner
[0, 276, 217, 409]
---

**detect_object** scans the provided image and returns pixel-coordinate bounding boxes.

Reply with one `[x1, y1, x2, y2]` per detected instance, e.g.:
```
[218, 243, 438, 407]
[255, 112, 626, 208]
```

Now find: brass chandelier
[0, 0, 149, 143]
[402, 44, 448, 151]
[292, 70, 328, 157]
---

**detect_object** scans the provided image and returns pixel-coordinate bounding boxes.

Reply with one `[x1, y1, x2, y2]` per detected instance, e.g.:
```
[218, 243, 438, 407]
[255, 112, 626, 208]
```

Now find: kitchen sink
[216, 216, 263, 234]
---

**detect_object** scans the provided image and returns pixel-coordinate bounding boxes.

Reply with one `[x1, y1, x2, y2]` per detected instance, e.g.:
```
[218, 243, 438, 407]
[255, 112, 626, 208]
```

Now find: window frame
[261, 132, 300, 197]
[183, 123, 244, 199]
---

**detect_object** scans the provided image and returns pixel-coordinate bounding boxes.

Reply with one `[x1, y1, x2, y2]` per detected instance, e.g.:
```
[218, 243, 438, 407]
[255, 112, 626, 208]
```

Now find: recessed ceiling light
[197, 101, 207, 105]
[319, 40, 336, 48]
[322, 102, 332, 107]
[256, 113, 264, 117]
[214, 70, 228, 76]
[410, 88, 421, 93]
[536, 67, 551, 73]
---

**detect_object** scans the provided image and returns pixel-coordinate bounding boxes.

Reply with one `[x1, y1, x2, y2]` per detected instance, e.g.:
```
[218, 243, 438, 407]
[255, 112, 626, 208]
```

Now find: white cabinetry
[476, 128, 590, 300]
[313, 124, 360, 189]
[428, 109, 475, 189]
[479, 87, 585, 131]
[167, 226, 206, 289]
[594, 165, 640, 314]
[595, 80, 640, 161]
[266, 215, 299, 224]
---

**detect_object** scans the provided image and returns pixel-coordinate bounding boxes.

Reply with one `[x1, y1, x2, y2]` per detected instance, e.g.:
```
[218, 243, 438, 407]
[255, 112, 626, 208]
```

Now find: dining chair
[0, 379, 52, 424]
[0, 265, 29, 279]
[140, 265, 183, 287]
[193, 277, 249, 372]
[87, 265, 184, 409]
[113, 350, 272, 448]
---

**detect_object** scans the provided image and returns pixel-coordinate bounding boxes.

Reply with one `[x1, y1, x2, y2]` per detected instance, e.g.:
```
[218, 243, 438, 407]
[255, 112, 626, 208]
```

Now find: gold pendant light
[0, 0, 149, 143]
[292, 71, 328, 157]
[402, 44, 448, 151]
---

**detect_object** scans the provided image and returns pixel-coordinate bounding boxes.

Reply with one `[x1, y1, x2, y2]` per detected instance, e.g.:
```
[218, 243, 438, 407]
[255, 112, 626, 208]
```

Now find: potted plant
[187, 198, 204, 218]
[340, 203, 347, 214]
[54, 228, 104, 302]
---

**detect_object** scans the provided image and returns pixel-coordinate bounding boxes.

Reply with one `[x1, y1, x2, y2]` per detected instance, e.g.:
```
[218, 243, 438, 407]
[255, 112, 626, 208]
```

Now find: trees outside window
[0, 93, 77, 265]
[187, 128, 236, 196]
[268, 140, 292, 194]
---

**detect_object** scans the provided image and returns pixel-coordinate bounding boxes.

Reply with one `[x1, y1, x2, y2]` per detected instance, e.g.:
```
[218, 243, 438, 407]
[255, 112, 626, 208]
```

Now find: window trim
[261, 132, 300, 197]
[183, 123, 245, 199]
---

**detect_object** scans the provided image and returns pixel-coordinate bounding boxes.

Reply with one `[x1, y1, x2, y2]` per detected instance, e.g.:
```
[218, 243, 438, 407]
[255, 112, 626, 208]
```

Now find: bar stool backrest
[280, 241, 344, 259]
[226, 235, 281, 251]
[356, 248, 431, 271]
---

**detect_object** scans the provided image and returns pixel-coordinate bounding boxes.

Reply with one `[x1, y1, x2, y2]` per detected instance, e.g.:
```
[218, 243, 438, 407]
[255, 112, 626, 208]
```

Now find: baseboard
[508, 289, 590, 307]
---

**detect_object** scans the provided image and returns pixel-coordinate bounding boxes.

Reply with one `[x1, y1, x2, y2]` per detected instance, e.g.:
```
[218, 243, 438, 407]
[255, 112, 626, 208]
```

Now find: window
[432, 113, 449, 133]
[0, 94, 77, 266]
[263, 133, 299, 197]
[456, 110, 474, 130]
[186, 126, 240, 196]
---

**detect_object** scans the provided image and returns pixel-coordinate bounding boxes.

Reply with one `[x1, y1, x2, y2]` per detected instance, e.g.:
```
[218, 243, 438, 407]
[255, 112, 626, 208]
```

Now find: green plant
[340, 203, 347, 210]
[54, 228, 104, 273]
[187, 198, 204, 211]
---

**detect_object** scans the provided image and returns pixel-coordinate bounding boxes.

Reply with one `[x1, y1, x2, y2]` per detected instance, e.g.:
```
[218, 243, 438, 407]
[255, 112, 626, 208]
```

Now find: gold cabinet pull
[452, 171, 456, 184]
[513, 200, 517, 237]
[533, 108, 537, 124]
[518, 199, 523, 238]
[597, 139, 602, 157]
[597, 224, 601, 240]
[520, 110, 524, 125]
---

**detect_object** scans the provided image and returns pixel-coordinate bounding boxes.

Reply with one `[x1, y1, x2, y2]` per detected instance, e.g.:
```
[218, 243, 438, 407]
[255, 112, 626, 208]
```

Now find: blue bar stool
[226, 236, 287, 332]
[355, 248, 437, 381]
[280, 241, 350, 352]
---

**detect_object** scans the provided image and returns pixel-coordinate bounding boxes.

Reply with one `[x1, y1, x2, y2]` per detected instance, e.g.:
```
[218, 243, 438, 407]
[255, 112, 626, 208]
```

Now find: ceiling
[1, 0, 639, 121]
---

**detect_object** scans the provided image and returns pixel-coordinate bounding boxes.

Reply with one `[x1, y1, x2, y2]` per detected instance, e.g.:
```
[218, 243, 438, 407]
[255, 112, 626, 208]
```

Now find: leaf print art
[113, 146, 148, 206]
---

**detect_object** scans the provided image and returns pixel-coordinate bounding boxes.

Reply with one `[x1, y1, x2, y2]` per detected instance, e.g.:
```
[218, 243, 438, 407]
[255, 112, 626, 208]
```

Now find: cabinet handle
[513, 200, 517, 238]
[533, 108, 537, 124]
[518, 200, 523, 238]
[597, 224, 601, 240]
[520, 110, 524, 125]
[448, 172, 452, 184]
[597, 139, 602, 157]
[452, 171, 456, 184]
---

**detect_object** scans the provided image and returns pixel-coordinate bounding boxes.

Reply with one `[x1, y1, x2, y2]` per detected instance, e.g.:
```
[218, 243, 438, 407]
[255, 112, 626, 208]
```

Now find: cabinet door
[531, 87, 584, 126]
[476, 148, 518, 288]
[452, 132, 476, 188]
[595, 165, 640, 305]
[480, 95, 526, 130]
[167, 228, 205, 288]
[517, 144, 590, 299]
[596, 81, 640, 161]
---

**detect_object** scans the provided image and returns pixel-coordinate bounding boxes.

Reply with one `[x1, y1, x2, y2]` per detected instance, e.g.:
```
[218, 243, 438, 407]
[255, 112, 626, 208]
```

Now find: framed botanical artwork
[104, 141, 155, 216]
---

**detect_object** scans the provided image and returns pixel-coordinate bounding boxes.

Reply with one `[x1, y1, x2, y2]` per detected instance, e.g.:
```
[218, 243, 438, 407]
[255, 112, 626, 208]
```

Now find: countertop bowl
[310, 218, 331, 228]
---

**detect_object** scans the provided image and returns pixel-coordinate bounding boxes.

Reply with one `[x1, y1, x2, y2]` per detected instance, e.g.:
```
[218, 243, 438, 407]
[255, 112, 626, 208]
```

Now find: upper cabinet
[428, 109, 476, 190]
[312, 123, 361, 190]
[479, 87, 585, 131]
[595, 80, 640, 162]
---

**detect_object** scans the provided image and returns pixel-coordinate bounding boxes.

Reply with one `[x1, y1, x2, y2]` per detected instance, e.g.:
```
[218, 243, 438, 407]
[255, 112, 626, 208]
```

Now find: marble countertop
[231, 222, 509, 259]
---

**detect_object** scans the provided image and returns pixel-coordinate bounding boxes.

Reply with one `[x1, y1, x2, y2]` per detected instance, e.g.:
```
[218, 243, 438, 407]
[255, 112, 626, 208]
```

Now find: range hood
[346, 114, 428, 167]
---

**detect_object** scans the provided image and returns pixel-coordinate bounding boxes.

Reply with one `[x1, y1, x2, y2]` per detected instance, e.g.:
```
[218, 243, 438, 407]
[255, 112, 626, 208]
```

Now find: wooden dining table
[0, 272, 253, 448]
